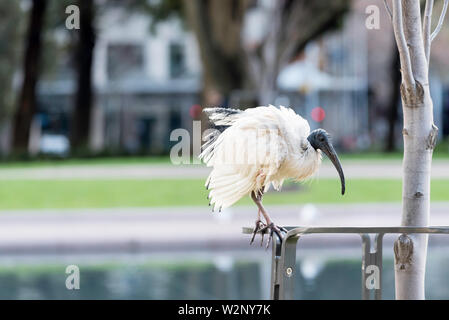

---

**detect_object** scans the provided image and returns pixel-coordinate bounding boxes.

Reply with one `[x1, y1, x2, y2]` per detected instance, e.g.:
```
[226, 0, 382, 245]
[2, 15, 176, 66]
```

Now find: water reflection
[0, 246, 447, 299]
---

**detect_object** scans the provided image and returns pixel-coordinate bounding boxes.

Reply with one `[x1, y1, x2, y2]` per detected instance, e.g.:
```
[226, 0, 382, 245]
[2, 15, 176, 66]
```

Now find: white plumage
[200, 105, 322, 212]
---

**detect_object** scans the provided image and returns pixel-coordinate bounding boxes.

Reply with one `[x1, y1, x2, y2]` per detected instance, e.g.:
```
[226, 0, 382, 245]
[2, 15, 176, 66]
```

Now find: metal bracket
[270, 235, 299, 300]
[243, 225, 449, 300]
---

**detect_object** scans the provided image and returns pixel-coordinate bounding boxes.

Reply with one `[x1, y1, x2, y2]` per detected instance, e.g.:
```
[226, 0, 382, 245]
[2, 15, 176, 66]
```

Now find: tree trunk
[183, 0, 248, 103]
[395, 81, 435, 299]
[255, 0, 284, 106]
[390, 0, 440, 300]
[12, 0, 47, 152]
[71, 0, 95, 152]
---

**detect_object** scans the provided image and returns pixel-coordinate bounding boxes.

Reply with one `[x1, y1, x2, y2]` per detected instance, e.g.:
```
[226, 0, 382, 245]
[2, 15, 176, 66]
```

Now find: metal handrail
[243, 225, 449, 300]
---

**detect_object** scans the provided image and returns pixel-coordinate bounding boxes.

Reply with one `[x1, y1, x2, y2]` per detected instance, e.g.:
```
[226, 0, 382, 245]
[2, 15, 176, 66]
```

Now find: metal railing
[243, 226, 449, 300]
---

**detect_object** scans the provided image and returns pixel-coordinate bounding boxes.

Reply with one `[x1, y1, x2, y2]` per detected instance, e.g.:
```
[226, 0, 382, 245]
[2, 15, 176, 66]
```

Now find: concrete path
[0, 203, 448, 254]
[0, 160, 448, 180]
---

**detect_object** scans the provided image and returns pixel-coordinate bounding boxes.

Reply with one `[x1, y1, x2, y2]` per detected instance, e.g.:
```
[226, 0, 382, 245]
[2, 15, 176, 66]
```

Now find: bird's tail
[203, 107, 242, 130]
[200, 108, 243, 165]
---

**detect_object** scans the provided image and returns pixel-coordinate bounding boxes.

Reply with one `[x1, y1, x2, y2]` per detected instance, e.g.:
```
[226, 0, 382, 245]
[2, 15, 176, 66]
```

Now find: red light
[190, 104, 202, 119]
[311, 107, 326, 122]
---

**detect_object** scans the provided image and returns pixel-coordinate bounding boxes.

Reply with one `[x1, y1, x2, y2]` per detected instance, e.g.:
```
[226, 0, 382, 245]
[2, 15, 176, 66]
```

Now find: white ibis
[200, 105, 345, 246]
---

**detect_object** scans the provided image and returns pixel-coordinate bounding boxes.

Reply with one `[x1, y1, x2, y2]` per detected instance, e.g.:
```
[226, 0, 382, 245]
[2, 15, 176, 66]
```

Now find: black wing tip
[203, 107, 242, 115]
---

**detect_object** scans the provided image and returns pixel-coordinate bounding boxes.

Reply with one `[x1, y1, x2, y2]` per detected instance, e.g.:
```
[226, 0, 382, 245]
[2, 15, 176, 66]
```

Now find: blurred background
[0, 0, 448, 299]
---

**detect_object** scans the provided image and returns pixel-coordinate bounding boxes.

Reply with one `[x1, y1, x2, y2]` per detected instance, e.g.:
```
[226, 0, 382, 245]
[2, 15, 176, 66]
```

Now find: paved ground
[0, 160, 448, 180]
[0, 203, 448, 254]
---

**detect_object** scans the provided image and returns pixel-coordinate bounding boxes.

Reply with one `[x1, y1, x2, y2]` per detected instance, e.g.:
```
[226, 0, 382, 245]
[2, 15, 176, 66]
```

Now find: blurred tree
[126, 0, 250, 105]
[244, 0, 349, 105]
[42, 0, 78, 79]
[129, 0, 348, 107]
[12, 0, 48, 152]
[69, 0, 165, 152]
[385, 52, 401, 152]
[183, 0, 250, 106]
[0, 1, 22, 153]
[184, 0, 348, 106]
[70, 0, 96, 151]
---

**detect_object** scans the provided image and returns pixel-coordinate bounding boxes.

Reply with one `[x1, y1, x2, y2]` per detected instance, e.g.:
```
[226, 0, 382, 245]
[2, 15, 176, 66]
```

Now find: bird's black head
[307, 129, 346, 195]
[307, 129, 330, 151]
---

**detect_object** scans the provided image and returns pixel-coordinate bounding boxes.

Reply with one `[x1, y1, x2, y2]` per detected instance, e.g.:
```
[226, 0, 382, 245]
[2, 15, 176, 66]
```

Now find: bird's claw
[250, 220, 266, 245]
[259, 223, 287, 249]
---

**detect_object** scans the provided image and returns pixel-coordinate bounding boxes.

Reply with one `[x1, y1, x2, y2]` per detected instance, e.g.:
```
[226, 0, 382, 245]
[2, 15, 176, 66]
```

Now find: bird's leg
[250, 190, 266, 245]
[251, 191, 287, 248]
[250, 209, 266, 245]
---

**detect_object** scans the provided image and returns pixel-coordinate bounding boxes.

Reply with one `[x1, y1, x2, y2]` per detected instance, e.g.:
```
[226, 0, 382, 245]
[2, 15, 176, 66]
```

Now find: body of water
[0, 236, 448, 299]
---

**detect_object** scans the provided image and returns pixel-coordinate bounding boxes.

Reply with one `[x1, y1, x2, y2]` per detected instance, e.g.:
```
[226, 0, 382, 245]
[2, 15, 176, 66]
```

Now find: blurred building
[38, 8, 202, 154]
[35, 0, 448, 155]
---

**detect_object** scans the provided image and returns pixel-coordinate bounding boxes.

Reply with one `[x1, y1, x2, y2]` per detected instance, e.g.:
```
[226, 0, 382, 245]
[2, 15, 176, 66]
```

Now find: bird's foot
[250, 220, 266, 245]
[259, 223, 288, 249]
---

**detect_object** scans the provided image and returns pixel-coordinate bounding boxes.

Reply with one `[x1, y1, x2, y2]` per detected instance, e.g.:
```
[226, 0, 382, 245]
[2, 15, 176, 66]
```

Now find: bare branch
[392, 0, 415, 88]
[278, 0, 348, 69]
[423, 0, 434, 64]
[431, 0, 448, 41]
[383, 0, 393, 21]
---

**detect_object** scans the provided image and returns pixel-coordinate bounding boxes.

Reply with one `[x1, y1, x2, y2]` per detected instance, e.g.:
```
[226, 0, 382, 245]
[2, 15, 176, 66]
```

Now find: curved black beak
[321, 143, 345, 195]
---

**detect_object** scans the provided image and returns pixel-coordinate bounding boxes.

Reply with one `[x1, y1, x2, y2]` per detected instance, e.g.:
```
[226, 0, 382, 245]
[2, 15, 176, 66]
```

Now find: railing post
[270, 234, 300, 300]
[270, 237, 282, 300]
[361, 233, 384, 300]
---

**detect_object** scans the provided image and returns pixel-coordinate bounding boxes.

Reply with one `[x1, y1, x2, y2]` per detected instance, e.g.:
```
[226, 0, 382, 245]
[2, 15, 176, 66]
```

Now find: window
[169, 43, 186, 79]
[107, 43, 144, 81]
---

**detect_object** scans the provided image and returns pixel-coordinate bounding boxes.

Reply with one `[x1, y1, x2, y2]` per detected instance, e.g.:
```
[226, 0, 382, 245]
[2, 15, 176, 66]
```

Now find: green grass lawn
[0, 156, 172, 168]
[0, 147, 448, 169]
[0, 178, 447, 210]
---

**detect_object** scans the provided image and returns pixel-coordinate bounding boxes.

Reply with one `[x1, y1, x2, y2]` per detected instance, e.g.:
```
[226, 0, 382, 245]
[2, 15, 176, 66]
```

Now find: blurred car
[40, 134, 70, 156]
